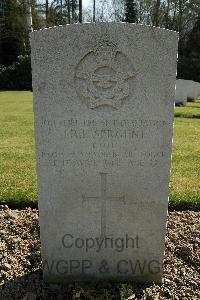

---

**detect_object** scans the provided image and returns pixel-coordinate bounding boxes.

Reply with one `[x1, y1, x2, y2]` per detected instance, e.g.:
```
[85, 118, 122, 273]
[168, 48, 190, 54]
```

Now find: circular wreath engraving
[75, 41, 136, 111]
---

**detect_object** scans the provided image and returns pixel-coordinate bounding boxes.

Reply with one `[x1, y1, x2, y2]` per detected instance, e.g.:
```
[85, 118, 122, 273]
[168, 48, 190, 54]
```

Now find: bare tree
[71, 0, 75, 21]
[45, 0, 49, 23]
[163, 0, 170, 28]
[152, 0, 161, 26]
[93, 0, 96, 22]
[79, 0, 82, 22]
[26, 0, 33, 33]
[61, 0, 63, 14]
[67, 0, 71, 23]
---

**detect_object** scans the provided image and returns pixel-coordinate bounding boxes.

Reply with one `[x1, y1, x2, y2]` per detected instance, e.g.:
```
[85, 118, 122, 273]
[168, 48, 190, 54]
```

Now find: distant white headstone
[197, 83, 200, 97]
[186, 80, 199, 100]
[31, 23, 178, 284]
[175, 79, 187, 105]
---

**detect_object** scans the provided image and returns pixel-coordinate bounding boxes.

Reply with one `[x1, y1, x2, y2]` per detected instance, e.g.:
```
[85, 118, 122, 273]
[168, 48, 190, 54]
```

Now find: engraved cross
[82, 172, 125, 238]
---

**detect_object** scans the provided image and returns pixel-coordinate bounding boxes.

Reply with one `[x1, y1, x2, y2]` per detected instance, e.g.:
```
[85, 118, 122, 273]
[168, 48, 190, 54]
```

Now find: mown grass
[0, 91, 199, 209]
[170, 99, 200, 209]
[170, 117, 200, 210]
[0, 91, 37, 207]
[174, 99, 200, 118]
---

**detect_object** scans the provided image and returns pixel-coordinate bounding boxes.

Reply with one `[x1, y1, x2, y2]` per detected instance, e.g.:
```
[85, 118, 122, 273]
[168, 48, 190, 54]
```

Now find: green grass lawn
[0, 91, 36, 207]
[175, 99, 200, 118]
[0, 91, 200, 209]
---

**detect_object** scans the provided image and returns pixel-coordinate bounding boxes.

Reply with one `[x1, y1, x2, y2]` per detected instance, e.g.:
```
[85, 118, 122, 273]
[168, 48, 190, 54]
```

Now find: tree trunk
[153, 0, 161, 27]
[67, 0, 71, 24]
[178, 0, 184, 38]
[61, 0, 63, 15]
[72, 0, 75, 22]
[79, 0, 82, 23]
[172, 0, 177, 31]
[93, 0, 96, 22]
[46, 0, 49, 24]
[165, 0, 170, 29]
[26, 0, 33, 33]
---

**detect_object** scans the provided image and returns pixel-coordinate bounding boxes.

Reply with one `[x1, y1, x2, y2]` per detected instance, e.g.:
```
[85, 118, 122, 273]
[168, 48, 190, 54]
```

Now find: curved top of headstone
[30, 22, 178, 116]
[31, 22, 178, 37]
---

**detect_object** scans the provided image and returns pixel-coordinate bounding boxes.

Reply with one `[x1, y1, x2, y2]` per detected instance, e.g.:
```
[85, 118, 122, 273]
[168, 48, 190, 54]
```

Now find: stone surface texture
[30, 23, 178, 283]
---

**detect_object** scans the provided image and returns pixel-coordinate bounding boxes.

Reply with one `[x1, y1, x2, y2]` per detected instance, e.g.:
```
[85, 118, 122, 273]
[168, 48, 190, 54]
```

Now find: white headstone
[193, 81, 200, 99]
[197, 82, 200, 97]
[175, 79, 188, 105]
[186, 80, 199, 100]
[31, 23, 178, 284]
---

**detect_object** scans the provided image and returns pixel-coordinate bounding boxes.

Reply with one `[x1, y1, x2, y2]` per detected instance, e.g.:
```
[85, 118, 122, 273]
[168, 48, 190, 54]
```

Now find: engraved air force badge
[75, 41, 136, 111]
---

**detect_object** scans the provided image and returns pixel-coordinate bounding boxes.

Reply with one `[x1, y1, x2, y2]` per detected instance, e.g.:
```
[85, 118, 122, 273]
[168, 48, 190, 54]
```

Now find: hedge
[0, 55, 32, 90]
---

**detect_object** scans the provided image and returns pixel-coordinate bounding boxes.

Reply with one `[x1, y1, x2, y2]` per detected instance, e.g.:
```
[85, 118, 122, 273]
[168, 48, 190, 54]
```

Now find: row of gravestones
[175, 79, 200, 105]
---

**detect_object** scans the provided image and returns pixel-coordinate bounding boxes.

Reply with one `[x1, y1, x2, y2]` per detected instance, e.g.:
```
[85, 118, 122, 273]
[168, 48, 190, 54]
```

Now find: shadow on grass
[174, 113, 200, 119]
[169, 194, 200, 211]
[0, 199, 38, 210]
[1, 199, 199, 211]
[183, 105, 200, 109]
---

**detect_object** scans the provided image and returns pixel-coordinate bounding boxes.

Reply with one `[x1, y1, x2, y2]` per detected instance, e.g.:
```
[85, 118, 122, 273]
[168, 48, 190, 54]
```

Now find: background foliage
[0, 0, 200, 89]
[0, 55, 32, 90]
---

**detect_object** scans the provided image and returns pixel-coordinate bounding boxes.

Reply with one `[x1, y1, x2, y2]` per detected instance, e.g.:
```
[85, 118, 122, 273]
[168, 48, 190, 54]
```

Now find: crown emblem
[94, 36, 117, 65]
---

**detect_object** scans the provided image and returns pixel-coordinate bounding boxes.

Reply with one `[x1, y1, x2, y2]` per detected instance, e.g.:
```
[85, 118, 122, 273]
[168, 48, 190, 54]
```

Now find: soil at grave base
[0, 205, 199, 300]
